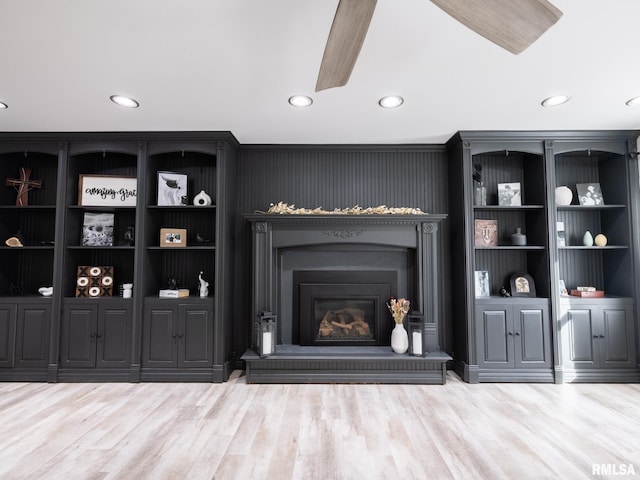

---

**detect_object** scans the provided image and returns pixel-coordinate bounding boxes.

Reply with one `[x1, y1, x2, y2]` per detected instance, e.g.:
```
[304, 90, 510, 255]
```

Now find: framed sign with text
[78, 175, 137, 206]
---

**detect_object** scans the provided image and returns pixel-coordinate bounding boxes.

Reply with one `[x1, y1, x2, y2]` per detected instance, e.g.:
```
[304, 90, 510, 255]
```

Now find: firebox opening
[315, 299, 374, 341]
[295, 271, 398, 346]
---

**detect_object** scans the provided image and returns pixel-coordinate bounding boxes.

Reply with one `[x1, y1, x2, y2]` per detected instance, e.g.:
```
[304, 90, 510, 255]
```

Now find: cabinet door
[513, 306, 550, 368]
[476, 307, 511, 368]
[178, 305, 213, 368]
[97, 305, 130, 368]
[0, 304, 17, 368]
[143, 307, 177, 367]
[600, 305, 636, 368]
[61, 305, 98, 367]
[15, 304, 50, 368]
[564, 308, 597, 368]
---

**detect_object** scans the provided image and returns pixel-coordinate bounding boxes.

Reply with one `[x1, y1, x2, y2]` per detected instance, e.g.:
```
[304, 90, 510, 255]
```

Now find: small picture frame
[474, 219, 498, 247]
[82, 212, 115, 246]
[157, 171, 188, 206]
[475, 271, 490, 298]
[556, 221, 566, 247]
[559, 279, 568, 296]
[498, 182, 522, 206]
[510, 273, 536, 297]
[160, 228, 187, 248]
[576, 183, 604, 205]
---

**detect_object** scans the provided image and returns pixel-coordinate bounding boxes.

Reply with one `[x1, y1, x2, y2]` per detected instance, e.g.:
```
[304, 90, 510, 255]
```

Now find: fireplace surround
[243, 214, 450, 384]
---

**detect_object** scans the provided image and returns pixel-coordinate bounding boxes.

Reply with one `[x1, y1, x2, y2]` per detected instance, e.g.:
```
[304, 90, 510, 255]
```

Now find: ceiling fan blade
[430, 0, 562, 54]
[316, 0, 377, 92]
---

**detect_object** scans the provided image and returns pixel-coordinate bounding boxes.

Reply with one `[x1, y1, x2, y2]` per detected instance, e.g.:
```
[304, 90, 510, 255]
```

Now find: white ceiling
[1, 0, 639, 145]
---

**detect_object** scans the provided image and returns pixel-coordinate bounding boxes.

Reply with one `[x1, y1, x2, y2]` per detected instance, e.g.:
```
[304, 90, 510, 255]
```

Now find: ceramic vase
[555, 186, 573, 206]
[193, 190, 212, 206]
[511, 227, 527, 246]
[474, 181, 487, 206]
[391, 323, 409, 354]
[583, 230, 594, 247]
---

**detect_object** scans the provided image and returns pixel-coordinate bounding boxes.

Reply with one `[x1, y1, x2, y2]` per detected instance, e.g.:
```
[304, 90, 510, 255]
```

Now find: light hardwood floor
[0, 371, 638, 480]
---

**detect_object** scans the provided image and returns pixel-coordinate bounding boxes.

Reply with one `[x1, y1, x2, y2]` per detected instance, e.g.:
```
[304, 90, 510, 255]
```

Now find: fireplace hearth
[243, 214, 451, 384]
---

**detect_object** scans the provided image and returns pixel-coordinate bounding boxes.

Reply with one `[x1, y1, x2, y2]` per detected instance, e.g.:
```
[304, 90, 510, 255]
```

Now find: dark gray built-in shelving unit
[447, 131, 640, 383]
[0, 132, 238, 383]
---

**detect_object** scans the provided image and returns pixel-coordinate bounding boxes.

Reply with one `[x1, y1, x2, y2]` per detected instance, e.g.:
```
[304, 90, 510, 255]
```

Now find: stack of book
[159, 289, 190, 298]
[570, 286, 604, 298]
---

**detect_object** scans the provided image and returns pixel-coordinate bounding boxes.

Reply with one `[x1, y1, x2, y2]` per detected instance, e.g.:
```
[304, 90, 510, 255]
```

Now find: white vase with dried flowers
[387, 297, 410, 354]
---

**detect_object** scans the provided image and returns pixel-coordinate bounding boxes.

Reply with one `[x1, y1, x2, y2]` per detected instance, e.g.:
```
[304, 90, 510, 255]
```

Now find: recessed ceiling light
[541, 95, 571, 107]
[0, 102, 7, 109]
[110, 95, 139, 108]
[378, 95, 404, 108]
[625, 96, 640, 106]
[288, 95, 313, 107]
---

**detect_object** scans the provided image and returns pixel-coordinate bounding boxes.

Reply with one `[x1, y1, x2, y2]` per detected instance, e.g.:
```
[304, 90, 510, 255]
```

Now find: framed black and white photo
[475, 270, 490, 298]
[510, 273, 536, 297]
[576, 183, 604, 205]
[498, 182, 522, 206]
[160, 228, 187, 247]
[157, 171, 188, 206]
[556, 221, 566, 247]
[81, 212, 114, 246]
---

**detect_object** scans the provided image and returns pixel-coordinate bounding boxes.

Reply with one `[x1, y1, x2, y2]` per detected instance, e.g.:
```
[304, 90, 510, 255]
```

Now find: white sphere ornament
[555, 186, 573, 206]
[595, 233, 608, 247]
[193, 190, 212, 206]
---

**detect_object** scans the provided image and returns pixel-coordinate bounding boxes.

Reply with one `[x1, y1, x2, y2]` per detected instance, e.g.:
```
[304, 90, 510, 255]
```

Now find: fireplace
[243, 214, 450, 384]
[295, 270, 396, 346]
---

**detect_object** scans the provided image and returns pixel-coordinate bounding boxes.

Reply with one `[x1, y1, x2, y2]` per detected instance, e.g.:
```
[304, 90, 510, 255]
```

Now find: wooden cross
[5, 167, 42, 206]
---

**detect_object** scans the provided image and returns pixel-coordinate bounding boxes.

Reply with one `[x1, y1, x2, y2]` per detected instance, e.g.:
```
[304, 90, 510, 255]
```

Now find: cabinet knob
[172, 333, 177, 338]
[96, 332, 102, 338]
[514, 332, 520, 336]
[508, 331, 513, 336]
[599, 335, 605, 339]
[178, 333, 184, 339]
[593, 335, 599, 339]
[90, 332, 96, 338]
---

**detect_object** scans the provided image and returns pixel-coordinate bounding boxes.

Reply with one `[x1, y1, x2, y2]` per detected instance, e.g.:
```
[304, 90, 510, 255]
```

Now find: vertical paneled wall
[232, 145, 452, 361]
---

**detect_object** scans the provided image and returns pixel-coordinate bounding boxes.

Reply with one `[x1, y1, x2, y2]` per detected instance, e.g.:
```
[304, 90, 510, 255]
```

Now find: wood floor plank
[0, 372, 639, 480]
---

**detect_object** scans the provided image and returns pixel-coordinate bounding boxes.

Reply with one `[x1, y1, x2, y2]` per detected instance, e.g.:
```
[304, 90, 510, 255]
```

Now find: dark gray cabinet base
[559, 297, 638, 382]
[58, 298, 132, 382]
[0, 299, 51, 381]
[472, 298, 553, 383]
[141, 297, 215, 381]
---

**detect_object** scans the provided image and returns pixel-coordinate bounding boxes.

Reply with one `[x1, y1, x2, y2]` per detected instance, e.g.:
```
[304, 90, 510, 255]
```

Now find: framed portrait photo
[498, 182, 522, 206]
[510, 273, 536, 297]
[474, 271, 490, 298]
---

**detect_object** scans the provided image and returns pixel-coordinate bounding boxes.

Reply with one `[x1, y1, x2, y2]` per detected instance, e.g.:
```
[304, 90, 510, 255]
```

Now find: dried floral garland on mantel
[256, 202, 426, 215]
